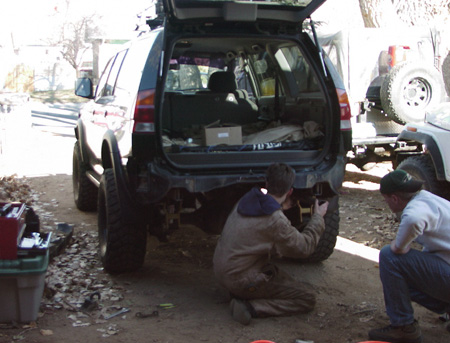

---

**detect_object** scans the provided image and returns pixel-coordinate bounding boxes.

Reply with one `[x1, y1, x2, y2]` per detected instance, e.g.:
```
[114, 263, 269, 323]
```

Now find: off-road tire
[73, 141, 97, 211]
[303, 208, 339, 262]
[98, 169, 147, 273]
[398, 154, 450, 200]
[380, 62, 445, 125]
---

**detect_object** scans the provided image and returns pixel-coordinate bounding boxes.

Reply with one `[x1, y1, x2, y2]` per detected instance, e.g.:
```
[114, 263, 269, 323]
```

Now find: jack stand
[160, 200, 182, 228]
[296, 200, 313, 223]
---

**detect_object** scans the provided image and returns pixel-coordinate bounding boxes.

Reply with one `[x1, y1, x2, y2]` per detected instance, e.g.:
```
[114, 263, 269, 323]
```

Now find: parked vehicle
[73, 0, 352, 273]
[395, 102, 450, 200]
[319, 27, 446, 170]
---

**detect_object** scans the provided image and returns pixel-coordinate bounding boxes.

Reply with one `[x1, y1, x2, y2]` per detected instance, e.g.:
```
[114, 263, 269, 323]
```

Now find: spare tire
[380, 62, 445, 125]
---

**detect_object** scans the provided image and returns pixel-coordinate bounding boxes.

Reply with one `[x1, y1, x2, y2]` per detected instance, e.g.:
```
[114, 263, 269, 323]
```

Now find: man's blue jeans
[379, 245, 450, 326]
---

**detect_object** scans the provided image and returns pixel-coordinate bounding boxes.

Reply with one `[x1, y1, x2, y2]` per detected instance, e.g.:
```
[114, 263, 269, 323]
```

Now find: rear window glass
[249, 53, 279, 96]
[249, 45, 320, 97]
[165, 56, 226, 91]
[278, 46, 320, 93]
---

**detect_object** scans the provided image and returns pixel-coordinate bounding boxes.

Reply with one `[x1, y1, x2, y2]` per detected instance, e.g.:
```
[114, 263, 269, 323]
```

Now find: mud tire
[98, 169, 147, 273]
[303, 208, 339, 263]
[398, 154, 450, 200]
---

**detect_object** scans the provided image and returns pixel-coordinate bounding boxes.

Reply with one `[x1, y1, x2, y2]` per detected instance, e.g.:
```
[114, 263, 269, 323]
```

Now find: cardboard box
[0, 251, 48, 322]
[204, 124, 242, 146]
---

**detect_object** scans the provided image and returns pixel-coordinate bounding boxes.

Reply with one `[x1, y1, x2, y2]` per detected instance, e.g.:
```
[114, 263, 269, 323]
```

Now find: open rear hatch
[158, 0, 336, 169]
[163, 0, 326, 24]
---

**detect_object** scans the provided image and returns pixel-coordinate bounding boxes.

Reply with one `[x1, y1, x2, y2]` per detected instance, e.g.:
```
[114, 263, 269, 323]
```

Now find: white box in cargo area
[204, 124, 242, 146]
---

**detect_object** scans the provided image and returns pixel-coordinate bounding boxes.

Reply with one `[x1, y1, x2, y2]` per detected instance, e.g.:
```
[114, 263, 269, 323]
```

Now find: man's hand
[390, 240, 411, 254]
[314, 199, 328, 217]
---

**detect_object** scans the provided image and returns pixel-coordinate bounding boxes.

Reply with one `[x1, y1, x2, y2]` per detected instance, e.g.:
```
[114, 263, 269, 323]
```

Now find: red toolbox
[0, 202, 27, 260]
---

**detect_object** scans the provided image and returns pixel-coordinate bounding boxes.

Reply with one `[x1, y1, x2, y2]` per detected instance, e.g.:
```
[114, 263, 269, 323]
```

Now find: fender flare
[397, 130, 446, 181]
[102, 130, 136, 222]
[74, 119, 90, 164]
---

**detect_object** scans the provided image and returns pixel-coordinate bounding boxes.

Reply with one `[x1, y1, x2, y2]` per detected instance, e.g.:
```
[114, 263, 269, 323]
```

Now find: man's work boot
[229, 298, 252, 325]
[368, 320, 423, 343]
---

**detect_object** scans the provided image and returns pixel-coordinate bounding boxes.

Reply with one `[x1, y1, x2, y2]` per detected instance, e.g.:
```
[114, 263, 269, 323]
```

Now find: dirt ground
[1, 105, 449, 343]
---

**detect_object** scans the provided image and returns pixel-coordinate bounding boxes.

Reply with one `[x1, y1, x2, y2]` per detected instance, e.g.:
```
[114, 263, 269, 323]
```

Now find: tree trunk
[358, 0, 402, 28]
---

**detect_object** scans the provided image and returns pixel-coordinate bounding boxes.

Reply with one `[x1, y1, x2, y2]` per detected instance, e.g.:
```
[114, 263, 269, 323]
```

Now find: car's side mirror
[75, 78, 94, 99]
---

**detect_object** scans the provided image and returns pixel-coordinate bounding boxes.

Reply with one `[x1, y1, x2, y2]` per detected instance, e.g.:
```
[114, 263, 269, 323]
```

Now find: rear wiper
[309, 17, 327, 78]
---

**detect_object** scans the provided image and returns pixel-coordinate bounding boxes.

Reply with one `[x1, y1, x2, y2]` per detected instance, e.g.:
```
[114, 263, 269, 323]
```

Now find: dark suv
[73, 0, 352, 273]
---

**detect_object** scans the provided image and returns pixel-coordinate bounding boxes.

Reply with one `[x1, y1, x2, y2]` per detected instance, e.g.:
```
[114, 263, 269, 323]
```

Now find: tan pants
[230, 265, 316, 317]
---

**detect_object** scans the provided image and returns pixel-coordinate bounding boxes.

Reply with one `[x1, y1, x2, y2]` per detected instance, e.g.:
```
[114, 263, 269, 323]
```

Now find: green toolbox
[0, 251, 49, 322]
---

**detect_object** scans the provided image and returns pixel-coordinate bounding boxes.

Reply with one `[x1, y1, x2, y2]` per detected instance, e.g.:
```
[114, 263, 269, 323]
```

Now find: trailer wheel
[98, 169, 147, 273]
[380, 62, 445, 125]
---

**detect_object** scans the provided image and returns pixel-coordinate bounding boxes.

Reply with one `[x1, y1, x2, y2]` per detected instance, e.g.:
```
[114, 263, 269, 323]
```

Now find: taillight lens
[133, 89, 155, 133]
[336, 88, 351, 131]
[388, 45, 410, 68]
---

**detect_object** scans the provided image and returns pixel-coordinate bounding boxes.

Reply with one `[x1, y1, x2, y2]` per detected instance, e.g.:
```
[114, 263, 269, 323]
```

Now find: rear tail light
[388, 45, 410, 68]
[336, 88, 351, 131]
[133, 89, 156, 133]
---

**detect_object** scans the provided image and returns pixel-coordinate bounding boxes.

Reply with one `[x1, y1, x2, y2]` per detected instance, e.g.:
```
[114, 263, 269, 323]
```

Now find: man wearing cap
[368, 169, 450, 343]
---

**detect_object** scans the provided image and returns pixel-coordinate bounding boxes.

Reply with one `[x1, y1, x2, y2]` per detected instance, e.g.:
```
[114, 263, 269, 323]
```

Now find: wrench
[104, 308, 130, 320]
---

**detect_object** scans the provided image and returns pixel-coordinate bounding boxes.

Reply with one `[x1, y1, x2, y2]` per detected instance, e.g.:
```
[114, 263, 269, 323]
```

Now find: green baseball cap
[380, 169, 424, 194]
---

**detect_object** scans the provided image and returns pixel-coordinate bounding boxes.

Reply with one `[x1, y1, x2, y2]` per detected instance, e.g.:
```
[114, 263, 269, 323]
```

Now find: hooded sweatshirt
[213, 187, 325, 290]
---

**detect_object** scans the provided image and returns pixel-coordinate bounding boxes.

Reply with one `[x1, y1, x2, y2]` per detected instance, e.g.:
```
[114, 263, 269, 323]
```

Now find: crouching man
[368, 169, 450, 343]
[213, 163, 328, 325]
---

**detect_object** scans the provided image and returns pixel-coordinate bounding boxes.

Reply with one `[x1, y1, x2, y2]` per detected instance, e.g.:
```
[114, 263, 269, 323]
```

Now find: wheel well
[101, 141, 113, 170]
[396, 150, 445, 182]
[75, 120, 90, 164]
[397, 131, 446, 181]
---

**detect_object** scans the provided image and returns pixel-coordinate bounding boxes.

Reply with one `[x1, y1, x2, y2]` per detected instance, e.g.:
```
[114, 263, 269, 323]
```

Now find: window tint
[249, 52, 278, 96]
[278, 46, 320, 93]
[95, 57, 114, 100]
[165, 56, 225, 91]
[234, 59, 254, 98]
[103, 49, 127, 97]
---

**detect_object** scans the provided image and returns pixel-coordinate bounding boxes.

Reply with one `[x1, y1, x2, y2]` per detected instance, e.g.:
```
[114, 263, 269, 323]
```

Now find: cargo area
[160, 36, 329, 165]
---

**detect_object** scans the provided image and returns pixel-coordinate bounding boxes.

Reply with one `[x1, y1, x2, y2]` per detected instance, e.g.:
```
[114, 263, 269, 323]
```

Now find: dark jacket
[213, 187, 325, 291]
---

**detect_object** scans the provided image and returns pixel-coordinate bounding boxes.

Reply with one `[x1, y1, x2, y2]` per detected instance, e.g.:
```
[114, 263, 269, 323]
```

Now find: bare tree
[47, 0, 102, 78]
[359, 0, 450, 28]
[58, 14, 101, 77]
